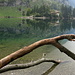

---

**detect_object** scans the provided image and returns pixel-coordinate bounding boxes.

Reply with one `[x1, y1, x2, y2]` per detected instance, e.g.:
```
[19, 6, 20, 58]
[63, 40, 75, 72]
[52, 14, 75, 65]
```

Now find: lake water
[0, 18, 75, 64]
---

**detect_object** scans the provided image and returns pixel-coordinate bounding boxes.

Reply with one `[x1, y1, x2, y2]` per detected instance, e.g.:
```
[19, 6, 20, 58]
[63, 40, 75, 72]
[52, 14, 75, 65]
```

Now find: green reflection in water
[0, 19, 75, 64]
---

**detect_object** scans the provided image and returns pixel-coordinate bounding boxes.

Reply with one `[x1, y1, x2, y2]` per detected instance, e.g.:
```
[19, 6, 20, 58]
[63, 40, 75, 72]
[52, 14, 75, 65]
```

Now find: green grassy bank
[0, 6, 23, 17]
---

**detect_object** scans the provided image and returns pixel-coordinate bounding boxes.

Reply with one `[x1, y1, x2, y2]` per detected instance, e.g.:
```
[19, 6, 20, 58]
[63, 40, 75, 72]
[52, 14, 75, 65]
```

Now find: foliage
[0, 0, 74, 18]
[29, 4, 51, 17]
[61, 4, 72, 19]
[26, 8, 32, 16]
[73, 8, 75, 17]
[0, 7, 21, 17]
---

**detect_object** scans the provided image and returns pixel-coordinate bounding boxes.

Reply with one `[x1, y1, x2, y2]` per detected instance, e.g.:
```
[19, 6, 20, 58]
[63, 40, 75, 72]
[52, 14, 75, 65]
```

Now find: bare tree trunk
[0, 34, 75, 69]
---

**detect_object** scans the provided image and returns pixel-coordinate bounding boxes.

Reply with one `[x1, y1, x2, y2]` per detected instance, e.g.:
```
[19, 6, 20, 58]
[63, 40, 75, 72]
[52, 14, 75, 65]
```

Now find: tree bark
[0, 58, 61, 73]
[0, 34, 75, 69]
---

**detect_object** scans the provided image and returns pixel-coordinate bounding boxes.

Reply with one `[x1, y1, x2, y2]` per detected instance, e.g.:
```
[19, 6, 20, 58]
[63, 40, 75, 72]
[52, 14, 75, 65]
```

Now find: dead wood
[0, 34, 75, 69]
[0, 58, 61, 73]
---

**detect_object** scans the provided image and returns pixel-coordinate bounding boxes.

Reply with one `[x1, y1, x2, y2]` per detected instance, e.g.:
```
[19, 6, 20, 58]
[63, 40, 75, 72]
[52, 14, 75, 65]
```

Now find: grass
[0, 6, 22, 17]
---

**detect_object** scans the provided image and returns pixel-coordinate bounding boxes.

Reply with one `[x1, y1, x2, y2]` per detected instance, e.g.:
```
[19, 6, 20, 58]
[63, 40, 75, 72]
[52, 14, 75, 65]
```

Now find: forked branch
[0, 34, 75, 69]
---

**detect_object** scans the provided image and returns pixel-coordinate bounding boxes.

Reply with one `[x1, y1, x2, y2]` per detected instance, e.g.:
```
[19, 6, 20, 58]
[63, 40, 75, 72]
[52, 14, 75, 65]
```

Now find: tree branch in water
[0, 58, 61, 73]
[0, 34, 75, 69]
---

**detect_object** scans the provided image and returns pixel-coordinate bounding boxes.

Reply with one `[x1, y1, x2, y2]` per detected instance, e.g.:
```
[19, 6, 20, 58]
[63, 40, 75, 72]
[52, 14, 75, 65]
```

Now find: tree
[68, 6, 72, 18]
[73, 8, 75, 17]
[27, 4, 51, 17]
[31, 5, 39, 14]
[22, 11, 25, 16]
[61, 4, 72, 19]
[26, 8, 32, 16]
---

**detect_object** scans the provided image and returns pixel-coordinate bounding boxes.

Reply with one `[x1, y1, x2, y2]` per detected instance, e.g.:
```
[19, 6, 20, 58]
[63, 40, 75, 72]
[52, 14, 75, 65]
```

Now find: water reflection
[42, 64, 58, 75]
[0, 19, 75, 63]
[72, 20, 75, 29]
[0, 19, 75, 39]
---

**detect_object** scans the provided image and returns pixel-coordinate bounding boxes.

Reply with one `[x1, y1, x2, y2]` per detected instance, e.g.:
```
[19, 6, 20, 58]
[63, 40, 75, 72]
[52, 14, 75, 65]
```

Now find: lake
[0, 18, 75, 64]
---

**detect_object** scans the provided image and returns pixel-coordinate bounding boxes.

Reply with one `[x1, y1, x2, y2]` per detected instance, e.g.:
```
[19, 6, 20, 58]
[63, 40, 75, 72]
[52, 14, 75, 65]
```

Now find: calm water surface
[0, 18, 75, 64]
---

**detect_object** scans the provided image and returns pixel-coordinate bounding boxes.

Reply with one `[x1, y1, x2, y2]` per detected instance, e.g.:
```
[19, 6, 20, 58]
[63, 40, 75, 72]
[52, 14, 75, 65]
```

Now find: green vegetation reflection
[0, 19, 75, 64]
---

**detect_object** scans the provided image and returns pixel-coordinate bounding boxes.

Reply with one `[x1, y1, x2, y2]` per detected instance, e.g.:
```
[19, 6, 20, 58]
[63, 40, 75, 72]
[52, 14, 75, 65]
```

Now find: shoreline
[0, 41, 75, 75]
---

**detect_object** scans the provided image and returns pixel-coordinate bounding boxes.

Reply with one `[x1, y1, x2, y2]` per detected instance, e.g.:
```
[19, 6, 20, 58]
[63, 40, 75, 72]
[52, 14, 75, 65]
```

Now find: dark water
[0, 18, 75, 64]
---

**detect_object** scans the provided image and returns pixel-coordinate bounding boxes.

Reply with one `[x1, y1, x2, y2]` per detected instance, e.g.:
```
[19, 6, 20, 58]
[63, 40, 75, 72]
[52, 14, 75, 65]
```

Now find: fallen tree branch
[0, 34, 75, 69]
[0, 58, 61, 73]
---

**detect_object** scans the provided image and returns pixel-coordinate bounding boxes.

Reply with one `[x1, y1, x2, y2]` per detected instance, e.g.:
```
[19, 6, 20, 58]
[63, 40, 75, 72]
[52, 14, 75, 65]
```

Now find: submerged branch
[0, 58, 61, 73]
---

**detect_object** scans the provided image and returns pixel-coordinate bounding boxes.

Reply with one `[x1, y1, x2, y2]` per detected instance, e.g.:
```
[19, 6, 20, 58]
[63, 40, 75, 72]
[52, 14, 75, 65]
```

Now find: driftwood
[0, 58, 61, 73]
[0, 34, 75, 69]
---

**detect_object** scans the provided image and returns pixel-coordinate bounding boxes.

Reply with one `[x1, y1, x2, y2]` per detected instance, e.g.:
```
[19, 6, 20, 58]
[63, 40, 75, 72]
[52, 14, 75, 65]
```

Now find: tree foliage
[26, 4, 51, 17]
[73, 8, 75, 17]
[0, 0, 75, 19]
[61, 4, 72, 19]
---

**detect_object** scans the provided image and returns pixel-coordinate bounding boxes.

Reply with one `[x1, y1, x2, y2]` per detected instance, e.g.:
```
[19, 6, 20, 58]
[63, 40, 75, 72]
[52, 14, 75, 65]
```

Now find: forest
[0, 0, 75, 19]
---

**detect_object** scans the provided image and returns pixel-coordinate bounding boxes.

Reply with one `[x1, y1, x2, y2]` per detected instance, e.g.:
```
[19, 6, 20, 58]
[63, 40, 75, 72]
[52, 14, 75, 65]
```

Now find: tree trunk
[0, 34, 75, 69]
